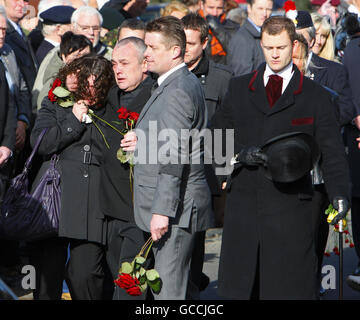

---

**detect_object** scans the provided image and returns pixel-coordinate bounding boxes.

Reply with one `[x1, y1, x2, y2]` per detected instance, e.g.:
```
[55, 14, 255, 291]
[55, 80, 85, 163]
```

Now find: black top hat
[261, 132, 320, 183]
[295, 11, 314, 29]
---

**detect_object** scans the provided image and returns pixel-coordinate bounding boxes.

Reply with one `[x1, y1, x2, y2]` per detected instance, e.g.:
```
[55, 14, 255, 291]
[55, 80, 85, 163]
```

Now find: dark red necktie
[266, 74, 283, 107]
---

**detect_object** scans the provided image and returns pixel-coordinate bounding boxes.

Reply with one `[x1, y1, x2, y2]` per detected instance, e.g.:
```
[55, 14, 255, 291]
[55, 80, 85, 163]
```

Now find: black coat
[100, 78, 153, 221]
[5, 20, 38, 96]
[30, 97, 109, 244]
[0, 61, 16, 151]
[36, 39, 55, 65]
[342, 36, 360, 197]
[309, 53, 356, 126]
[192, 54, 233, 195]
[214, 64, 350, 299]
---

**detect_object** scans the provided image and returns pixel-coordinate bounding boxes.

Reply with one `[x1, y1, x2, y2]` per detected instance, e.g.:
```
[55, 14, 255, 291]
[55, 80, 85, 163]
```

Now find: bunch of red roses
[115, 107, 139, 164]
[114, 237, 161, 296]
[117, 106, 139, 130]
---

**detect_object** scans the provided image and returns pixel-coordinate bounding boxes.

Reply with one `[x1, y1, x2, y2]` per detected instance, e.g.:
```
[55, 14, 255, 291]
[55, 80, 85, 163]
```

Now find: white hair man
[71, 5, 112, 58]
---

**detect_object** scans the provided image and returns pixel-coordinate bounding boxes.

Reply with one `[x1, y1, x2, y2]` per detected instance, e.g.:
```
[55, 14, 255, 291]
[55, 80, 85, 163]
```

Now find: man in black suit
[182, 12, 233, 292]
[4, 0, 38, 102]
[342, 34, 360, 287]
[295, 10, 357, 294]
[214, 15, 350, 299]
[35, 5, 74, 64]
[101, 36, 154, 300]
[0, 59, 18, 283]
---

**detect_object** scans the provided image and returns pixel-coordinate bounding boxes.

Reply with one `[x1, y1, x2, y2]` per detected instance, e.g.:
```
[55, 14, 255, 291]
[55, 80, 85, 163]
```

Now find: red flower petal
[126, 286, 142, 296]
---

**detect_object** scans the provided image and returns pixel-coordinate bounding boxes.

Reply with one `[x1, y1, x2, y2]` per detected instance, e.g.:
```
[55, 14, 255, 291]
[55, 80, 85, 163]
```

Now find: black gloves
[330, 196, 350, 225]
[233, 147, 267, 167]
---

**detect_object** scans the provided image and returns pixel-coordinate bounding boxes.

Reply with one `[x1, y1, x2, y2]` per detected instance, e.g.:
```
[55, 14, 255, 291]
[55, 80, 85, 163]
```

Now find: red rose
[48, 78, 62, 102]
[126, 286, 142, 296]
[129, 111, 139, 122]
[51, 78, 62, 89]
[114, 273, 139, 289]
[117, 107, 129, 120]
[48, 90, 56, 102]
[283, 0, 296, 12]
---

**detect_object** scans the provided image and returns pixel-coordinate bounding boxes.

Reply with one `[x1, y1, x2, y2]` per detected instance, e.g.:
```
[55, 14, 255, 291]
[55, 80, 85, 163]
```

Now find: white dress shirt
[263, 62, 294, 94]
[157, 62, 186, 86]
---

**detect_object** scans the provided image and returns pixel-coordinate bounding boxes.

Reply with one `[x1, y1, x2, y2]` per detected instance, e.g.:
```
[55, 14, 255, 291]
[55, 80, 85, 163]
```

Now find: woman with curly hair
[29, 54, 115, 300]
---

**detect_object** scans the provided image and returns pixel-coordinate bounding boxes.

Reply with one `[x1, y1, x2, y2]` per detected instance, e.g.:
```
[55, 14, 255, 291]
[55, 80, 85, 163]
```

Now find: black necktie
[266, 75, 283, 107]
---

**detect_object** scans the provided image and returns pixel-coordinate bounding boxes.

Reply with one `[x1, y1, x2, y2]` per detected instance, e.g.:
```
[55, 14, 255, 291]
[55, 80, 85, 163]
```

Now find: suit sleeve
[328, 64, 357, 125]
[150, 87, 196, 217]
[0, 62, 16, 151]
[227, 31, 255, 76]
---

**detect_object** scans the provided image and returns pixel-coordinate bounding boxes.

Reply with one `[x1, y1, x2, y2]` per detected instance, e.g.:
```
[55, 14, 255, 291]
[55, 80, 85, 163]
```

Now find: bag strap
[24, 128, 48, 170]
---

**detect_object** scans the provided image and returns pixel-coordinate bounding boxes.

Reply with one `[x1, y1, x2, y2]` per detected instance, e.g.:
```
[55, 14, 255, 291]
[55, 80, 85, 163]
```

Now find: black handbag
[0, 128, 61, 241]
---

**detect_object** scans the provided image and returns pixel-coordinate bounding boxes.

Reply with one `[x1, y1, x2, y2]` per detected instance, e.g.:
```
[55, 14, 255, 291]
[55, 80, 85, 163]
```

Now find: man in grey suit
[121, 16, 213, 300]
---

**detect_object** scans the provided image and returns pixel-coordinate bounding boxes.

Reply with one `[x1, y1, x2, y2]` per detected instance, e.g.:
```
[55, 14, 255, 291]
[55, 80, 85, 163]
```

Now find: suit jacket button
[83, 171, 88, 178]
[67, 127, 73, 133]
[83, 145, 90, 152]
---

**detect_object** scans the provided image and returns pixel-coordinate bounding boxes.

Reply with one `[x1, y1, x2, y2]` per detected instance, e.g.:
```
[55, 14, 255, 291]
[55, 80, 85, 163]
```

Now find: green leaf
[120, 262, 133, 274]
[139, 267, 146, 277]
[53, 86, 71, 98]
[146, 269, 160, 281]
[140, 282, 148, 293]
[58, 100, 74, 108]
[147, 278, 161, 294]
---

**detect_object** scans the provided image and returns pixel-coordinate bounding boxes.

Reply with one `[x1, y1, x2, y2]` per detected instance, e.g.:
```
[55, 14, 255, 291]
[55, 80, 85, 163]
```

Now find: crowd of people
[0, 0, 360, 300]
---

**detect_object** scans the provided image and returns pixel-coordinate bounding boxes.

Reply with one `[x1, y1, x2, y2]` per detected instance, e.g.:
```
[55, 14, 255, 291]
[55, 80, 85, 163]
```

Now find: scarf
[198, 9, 226, 57]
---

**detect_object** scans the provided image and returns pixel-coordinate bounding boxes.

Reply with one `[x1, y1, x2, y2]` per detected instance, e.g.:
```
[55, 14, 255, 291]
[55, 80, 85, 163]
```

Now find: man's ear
[172, 45, 182, 60]
[202, 36, 209, 50]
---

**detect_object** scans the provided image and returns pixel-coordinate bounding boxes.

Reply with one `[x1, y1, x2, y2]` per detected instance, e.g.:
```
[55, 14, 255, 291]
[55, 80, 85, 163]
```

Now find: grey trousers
[152, 226, 199, 300]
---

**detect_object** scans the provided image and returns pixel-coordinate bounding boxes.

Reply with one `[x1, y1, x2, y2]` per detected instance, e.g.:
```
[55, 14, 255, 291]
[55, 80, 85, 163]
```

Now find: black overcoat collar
[247, 63, 304, 116]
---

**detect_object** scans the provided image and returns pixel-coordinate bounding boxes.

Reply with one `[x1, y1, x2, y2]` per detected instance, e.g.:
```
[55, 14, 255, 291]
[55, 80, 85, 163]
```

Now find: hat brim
[261, 132, 320, 183]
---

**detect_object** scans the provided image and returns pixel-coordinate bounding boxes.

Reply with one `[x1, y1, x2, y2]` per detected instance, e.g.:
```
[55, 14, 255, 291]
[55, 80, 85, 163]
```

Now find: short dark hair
[146, 16, 186, 58]
[183, 0, 201, 6]
[119, 18, 146, 32]
[181, 13, 209, 44]
[261, 16, 296, 42]
[247, 0, 273, 6]
[60, 31, 94, 58]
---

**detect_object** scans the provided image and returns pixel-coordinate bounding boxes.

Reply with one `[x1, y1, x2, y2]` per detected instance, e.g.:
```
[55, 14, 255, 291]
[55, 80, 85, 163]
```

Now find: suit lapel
[136, 66, 189, 125]
[249, 64, 303, 116]
[6, 21, 28, 51]
[248, 65, 270, 115]
[309, 54, 326, 83]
